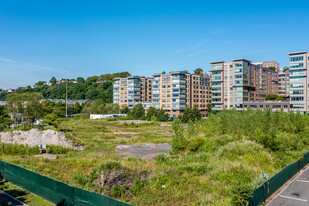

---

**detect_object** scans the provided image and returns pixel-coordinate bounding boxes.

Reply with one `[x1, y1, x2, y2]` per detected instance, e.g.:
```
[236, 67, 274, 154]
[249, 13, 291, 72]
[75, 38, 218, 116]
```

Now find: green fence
[0, 160, 132, 206]
[248, 151, 309, 206]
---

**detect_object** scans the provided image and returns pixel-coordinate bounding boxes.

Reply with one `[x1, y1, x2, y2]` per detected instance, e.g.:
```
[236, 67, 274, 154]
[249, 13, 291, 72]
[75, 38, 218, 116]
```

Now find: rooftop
[209, 61, 225, 64]
[288, 51, 307, 55]
[233, 58, 252, 63]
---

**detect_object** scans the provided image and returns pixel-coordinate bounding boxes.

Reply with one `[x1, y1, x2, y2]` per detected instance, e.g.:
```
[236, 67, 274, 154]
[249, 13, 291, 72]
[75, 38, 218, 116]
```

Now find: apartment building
[210, 59, 278, 111]
[152, 71, 211, 118]
[113, 76, 153, 109]
[113, 71, 211, 118]
[253, 61, 280, 72]
[288, 51, 309, 113]
[278, 70, 290, 97]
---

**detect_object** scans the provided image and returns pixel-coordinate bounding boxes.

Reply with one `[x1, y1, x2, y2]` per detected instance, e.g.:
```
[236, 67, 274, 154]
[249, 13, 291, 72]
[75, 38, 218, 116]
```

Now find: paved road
[0, 191, 25, 206]
[268, 167, 309, 206]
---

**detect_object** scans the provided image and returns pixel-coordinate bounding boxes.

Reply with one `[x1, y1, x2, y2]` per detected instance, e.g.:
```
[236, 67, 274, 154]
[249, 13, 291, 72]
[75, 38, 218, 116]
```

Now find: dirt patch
[113, 132, 138, 135]
[119, 120, 151, 124]
[34, 154, 65, 160]
[148, 130, 173, 136]
[0, 129, 73, 148]
[115, 143, 172, 160]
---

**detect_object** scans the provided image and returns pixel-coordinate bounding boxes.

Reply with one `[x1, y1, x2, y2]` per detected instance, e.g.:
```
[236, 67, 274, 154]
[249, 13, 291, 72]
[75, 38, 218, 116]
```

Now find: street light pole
[66, 82, 68, 118]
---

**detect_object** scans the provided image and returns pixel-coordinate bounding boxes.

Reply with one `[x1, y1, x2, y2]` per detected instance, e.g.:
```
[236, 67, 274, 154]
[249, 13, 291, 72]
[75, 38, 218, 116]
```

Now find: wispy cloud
[209, 29, 224, 35]
[172, 39, 208, 57]
[0, 57, 72, 89]
[172, 29, 224, 57]
[172, 48, 188, 55]
[0, 57, 68, 73]
[0, 57, 16, 63]
[188, 50, 202, 57]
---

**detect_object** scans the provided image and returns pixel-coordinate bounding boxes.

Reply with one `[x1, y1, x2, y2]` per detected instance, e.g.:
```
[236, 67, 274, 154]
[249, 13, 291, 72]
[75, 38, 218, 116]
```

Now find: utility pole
[66, 82, 68, 118]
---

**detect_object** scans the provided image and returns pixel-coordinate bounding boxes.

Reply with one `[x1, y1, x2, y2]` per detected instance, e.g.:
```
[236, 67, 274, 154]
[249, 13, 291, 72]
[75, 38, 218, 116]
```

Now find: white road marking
[267, 166, 309, 205]
[279, 195, 307, 202]
[297, 179, 309, 183]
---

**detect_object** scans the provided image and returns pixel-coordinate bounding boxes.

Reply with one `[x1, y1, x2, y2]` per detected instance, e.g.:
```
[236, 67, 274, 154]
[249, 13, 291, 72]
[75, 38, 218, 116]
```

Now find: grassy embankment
[1, 109, 309, 205]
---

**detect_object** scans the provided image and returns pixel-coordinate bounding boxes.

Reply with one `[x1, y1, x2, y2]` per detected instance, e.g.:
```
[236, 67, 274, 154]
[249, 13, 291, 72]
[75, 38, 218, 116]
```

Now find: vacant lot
[1, 109, 309, 205]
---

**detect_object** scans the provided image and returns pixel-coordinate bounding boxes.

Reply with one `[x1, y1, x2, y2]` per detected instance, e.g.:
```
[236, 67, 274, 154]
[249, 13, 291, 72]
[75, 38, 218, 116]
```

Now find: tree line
[0, 72, 131, 101]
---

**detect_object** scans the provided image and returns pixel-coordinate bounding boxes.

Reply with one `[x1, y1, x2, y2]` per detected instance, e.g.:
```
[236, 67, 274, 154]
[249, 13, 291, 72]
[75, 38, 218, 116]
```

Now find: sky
[1, 0, 309, 89]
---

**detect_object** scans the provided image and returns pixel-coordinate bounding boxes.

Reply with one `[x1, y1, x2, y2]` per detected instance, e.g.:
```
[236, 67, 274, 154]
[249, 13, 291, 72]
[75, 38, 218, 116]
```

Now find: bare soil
[0, 129, 73, 148]
[115, 143, 172, 160]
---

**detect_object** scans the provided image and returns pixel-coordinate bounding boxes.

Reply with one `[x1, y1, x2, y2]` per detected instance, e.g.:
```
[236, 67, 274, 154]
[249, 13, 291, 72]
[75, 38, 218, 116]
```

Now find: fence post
[263, 183, 266, 203]
[298, 160, 300, 172]
[2, 161, 4, 180]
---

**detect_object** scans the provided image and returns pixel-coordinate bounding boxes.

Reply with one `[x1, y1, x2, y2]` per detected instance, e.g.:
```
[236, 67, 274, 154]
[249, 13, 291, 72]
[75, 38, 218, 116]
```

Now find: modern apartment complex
[113, 51, 309, 116]
[152, 71, 211, 118]
[113, 76, 153, 109]
[210, 59, 278, 111]
[113, 72, 211, 118]
[278, 70, 290, 96]
[288, 51, 309, 113]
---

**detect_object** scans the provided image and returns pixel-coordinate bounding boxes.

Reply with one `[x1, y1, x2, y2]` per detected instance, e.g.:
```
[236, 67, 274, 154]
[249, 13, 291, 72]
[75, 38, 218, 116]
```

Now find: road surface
[268, 166, 309, 206]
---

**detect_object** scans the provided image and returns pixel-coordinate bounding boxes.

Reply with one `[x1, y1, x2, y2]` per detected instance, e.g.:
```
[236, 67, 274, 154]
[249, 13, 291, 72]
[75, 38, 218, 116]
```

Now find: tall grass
[0, 143, 40, 155]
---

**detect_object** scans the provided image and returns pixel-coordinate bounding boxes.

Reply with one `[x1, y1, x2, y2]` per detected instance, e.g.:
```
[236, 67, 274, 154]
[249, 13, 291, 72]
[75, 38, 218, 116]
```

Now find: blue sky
[1, 0, 309, 89]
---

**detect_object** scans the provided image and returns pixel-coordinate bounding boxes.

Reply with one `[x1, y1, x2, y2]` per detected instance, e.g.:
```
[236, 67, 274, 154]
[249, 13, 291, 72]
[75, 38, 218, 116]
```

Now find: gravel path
[0, 129, 73, 147]
[115, 143, 172, 160]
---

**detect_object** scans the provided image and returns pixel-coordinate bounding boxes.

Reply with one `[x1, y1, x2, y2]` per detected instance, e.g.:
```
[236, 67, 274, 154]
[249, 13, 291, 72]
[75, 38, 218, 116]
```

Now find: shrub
[187, 136, 204, 151]
[231, 184, 254, 206]
[171, 120, 188, 152]
[0, 143, 40, 155]
[131, 104, 145, 119]
[47, 145, 71, 154]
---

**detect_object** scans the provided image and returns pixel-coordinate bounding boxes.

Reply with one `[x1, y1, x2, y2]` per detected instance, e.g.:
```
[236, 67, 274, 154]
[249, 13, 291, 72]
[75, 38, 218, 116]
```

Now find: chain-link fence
[0, 160, 132, 206]
[248, 152, 309, 206]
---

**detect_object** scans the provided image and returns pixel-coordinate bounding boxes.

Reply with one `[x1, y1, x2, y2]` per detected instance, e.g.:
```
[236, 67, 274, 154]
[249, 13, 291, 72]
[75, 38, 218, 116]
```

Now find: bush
[131, 104, 145, 119]
[187, 137, 204, 151]
[231, 184, 254, 206]
[47, 145, 71, 154]
[179, 105, 202, 123]
[171, 120, 188, 152]
[0, 143, 40, 155]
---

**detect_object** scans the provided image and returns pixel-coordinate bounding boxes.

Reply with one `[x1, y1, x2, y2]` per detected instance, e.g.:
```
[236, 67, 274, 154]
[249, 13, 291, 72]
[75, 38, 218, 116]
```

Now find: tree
[77, 77, 85, 84]
[179, 106, 201, 123]
[157, 109, 169, 122]
[206, 103, 212, 115]
[36, 81, 46, 86]
[283, 67, 289, 72]
[266, 94, 277, 101]
[120, 106, 130, 115]
[0, 106, 12, 131]
[6, 92, 44, 130]
[81, 102, 119, 118]
[268, 67, 277, 71]
[131, 104, 145, 119]
[73, 102, 82, 114]
[42, 113, 58, 128]
[86, 76, 99, 82]
[180, 107, 193, 123]
[50, 77, 57, 85]
[194, 68, 203, 76]
[277, 96, 285, 101]
[191, 105, 202, 120]
[146, 106, 157, 120]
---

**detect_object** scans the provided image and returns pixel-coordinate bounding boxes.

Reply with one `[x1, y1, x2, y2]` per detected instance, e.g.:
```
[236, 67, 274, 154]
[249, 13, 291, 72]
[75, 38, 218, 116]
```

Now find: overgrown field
[1, 109, 309, 205]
